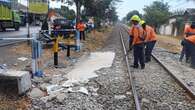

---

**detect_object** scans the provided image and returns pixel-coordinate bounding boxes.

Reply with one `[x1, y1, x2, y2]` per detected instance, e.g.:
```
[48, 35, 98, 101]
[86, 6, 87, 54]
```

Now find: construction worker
[183, 22, 195, 68]
[140, 20, 157, 63]
[129, 15, 145, 69]
[180, 23, 195, 62]
[77, 20, 86, 40]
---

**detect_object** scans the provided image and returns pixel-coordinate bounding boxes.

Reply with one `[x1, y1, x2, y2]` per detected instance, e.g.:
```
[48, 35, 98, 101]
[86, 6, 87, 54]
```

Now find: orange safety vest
[144, 25, 157, 42]
[77, 23, 85, 31]
[185, 35, 195, 44]
[184, 25, 195, 38]
[129, 25, 145, 45]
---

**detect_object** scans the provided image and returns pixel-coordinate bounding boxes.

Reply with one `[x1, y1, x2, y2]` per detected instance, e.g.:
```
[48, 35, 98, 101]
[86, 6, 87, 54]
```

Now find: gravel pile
[30, 26, 134, 110]
[123, 38, 195, 109]
[153, 48, 195, 93]
[30, 25, 195, 110]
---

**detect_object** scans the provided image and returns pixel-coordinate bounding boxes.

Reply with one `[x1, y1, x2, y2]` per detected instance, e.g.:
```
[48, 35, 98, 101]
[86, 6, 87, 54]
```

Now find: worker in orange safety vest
[77, 20, 86, 40]
[129, 15, 145, 69]
[180, 22, 195, 62]
[140, 20, 157, 63]
[183, 22, 195, 68]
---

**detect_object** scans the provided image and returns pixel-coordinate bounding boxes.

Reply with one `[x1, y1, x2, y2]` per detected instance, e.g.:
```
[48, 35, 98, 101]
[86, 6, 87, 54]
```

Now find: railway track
[121, 25, 195, 99]
[119, 28, 141, 110]
[119, 25, 195, 109]
[152, 54, 195, 99]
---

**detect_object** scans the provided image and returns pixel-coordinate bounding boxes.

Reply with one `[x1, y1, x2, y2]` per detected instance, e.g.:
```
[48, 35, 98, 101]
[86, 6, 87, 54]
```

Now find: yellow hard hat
[130, 15, 141, 22]
[140, 20, 146, 25]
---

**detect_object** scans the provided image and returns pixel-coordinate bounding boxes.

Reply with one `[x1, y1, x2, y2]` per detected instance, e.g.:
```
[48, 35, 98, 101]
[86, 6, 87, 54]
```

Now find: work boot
[141, 64, 145, 69]
[130, 65, 138, 69]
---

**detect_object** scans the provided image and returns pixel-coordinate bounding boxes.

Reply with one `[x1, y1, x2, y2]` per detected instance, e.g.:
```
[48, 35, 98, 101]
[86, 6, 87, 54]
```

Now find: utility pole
[75, 0, 81, 25]
[27, 0, 30, 45]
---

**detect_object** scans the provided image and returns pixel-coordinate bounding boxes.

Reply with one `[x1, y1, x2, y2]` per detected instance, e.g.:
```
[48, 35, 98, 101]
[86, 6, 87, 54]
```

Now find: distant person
[77, 20, 86, 40]
[183, 22, 195, 68]
[88, 17, 95, 34]
[129, 15, 145, 69]
[140, 20, 157, 63]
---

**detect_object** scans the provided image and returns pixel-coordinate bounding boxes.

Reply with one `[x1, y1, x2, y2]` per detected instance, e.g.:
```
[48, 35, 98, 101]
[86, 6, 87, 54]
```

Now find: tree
[63, 0, 120, 26]
[82, 0, 119, 26]
[56, 6, 76, 20]
[126, 10, 142, 21]
[63, 0, 85, 23]
[143, 1, 171, 30]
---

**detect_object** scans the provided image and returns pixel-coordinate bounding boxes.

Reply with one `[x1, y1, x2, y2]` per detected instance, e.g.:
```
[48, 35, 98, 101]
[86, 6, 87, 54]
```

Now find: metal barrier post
[76, 30, 80, 51]
[31, 33, 43, 77]
[31, 34, 37, 76]
[53, 37, 59, 67]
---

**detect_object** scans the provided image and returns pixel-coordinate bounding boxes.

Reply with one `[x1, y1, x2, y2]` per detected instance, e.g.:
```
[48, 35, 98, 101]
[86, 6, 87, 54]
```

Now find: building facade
[159, 8, 195, 37]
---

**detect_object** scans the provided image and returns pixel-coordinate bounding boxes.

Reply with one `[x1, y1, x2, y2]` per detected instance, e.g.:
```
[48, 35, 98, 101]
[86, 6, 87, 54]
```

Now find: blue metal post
[76, 30, 80, 51]
[32, 34, 43, 77]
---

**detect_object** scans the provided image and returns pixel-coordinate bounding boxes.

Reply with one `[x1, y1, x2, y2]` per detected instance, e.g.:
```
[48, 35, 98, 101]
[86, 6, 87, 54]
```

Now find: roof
[184, 8, 195, 16]
[169, 15, 183, 19]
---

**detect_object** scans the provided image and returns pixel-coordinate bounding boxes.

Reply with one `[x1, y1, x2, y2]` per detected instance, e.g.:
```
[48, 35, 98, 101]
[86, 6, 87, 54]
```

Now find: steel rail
[152, 54, 195, 99]
[121, 24, 195, 99]
[119, 28, 141, 110]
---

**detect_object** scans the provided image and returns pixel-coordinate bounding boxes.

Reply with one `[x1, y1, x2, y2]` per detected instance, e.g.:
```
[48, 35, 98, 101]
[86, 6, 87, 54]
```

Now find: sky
[18, 0, 195, 20]
[117, 0, 195, 20]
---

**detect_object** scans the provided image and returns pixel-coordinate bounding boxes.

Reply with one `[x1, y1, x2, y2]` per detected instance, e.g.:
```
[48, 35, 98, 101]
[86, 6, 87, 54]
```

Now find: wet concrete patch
[63, 52, 115, 87]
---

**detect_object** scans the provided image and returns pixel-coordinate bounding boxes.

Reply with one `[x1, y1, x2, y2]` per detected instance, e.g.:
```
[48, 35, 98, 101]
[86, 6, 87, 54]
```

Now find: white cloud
[49, 0, 61, 9]
[18, 0, 27, 6]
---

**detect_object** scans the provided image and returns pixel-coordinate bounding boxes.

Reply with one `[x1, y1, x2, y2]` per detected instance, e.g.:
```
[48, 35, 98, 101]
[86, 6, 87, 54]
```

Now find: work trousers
[185, 40, 195, 68]
[80, 31, 85, 40]
[145, 41, 156, 62]
[133, 43, 145, 67]
[180, 40, 190, 62]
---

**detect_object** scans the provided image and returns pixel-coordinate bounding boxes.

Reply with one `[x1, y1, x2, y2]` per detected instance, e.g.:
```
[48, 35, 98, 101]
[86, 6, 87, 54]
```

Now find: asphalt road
[0, 26, 41, 46]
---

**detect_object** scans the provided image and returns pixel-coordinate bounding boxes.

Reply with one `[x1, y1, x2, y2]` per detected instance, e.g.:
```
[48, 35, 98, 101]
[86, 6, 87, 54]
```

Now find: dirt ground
[0, 28, 112, 110]
[156, 35, 182, 53]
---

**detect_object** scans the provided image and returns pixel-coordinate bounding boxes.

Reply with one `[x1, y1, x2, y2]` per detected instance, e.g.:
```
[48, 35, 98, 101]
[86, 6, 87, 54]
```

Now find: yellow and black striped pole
[53, 37, 59, 67]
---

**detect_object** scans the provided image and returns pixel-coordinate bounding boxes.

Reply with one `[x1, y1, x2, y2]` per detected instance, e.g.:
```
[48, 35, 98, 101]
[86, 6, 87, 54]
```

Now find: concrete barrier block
[0, 70, 31, 95]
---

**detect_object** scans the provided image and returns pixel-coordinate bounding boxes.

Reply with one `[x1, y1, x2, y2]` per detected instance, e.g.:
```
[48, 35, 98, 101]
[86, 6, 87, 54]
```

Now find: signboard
[29, 2, 48, 14]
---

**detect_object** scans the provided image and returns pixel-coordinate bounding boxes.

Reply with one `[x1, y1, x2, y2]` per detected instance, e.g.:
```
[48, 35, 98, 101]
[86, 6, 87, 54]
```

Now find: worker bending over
[140, 20, 157, 63]
[129, 15, 145, 69]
